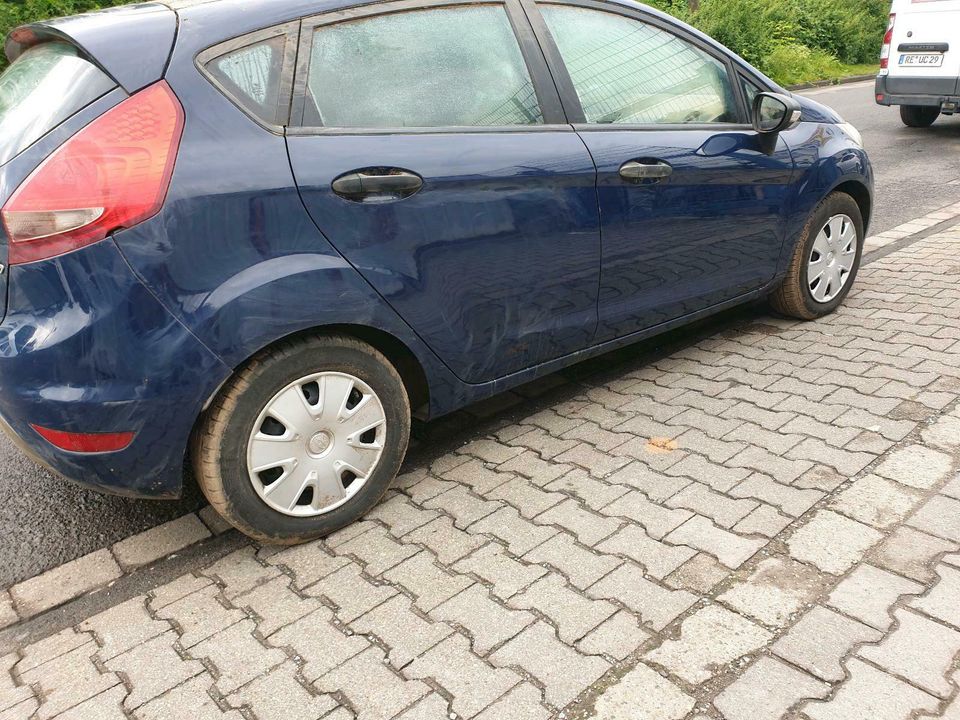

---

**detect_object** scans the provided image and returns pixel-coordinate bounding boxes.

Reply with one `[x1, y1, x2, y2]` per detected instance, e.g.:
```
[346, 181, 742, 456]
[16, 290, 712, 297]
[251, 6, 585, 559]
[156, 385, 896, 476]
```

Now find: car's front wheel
[770, 192, 864, 321]
[900, 105, 940, 128]
[193, 335, 411, 543]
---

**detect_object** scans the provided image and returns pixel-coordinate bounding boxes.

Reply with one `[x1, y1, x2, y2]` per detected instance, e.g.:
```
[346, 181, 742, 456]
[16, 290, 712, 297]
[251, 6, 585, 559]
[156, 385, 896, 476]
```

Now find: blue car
[0, 0, 872, 542]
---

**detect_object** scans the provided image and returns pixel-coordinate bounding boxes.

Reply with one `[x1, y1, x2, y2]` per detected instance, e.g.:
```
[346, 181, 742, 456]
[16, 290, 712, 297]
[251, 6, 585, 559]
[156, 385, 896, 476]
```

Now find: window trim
[525, 0, 761, 131]
[288, 0, 569, 135]
[195, 21, 300, 134]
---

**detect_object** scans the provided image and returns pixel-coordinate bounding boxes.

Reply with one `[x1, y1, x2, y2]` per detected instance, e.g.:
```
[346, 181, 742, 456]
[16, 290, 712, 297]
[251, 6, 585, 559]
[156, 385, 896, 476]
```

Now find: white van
[876, 0, 960, 126]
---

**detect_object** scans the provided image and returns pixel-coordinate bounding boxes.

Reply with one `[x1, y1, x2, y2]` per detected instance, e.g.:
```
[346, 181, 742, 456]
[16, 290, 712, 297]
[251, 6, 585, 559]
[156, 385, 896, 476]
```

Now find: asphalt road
[1, 79, 958, 588]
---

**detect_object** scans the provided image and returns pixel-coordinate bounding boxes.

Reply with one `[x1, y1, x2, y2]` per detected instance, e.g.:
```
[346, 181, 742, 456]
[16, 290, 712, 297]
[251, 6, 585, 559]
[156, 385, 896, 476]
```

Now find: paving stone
[601, 491, 693, 540]
[786, 438, 875, 476]
[829, 474, 923, 529]
[366, 493, 441, 537]
[860, 608, 960, 699]
[718, 556, 826, 627]
[52, 684, 127, 720]
[458, 438, 524, 464]
[664, 515, 766, 569]
[316, 646, 429, 719]
[645, 605, 772, 684]
[16, 627, 89, 673]
[136, 675, 243, 720]
[225, 661, 338, 720]
[262, 542, 351, 591]
[407, 634, 525, 717]
[576, 610, 652, 660]
[338, 524, 421, 576]
[395, 693, 452, 720]
[944, 475, 960, 500]
[271, 607, 368, 681]
[556, 442, 631, 477]
[524, 532, 620, 589]
[406, 515, 490, 563]
[911, 563, 960, 628]
[871, 525, 960, 583]
[430, 585, 535, 655]
[507, 427, 579, 461]
[786, 510, 884, 575]
[828, 564, 924, 631]
[587, 563, 696, 631]
[772, 606, 882, 682]
[875, 444, 953, 489]
[665, 454, 750, 492]
[511, 574, 617, 643]
[20, 641, 120, 719]
[805, 657, 939, 720]
[907, 494, 960, 542]
[0, 592, 17, 631]
[729, 473, 823, 517]
[794, 465, 847, 492]
[422, 485, 501, 530]
[106, 630, 203, 708]
[534, 498, 623, 547]
[111, 514, 210, 571]
[385, 551, 474, 611]
[153, 583, 245, 648]
[306, 563, 396, 623]
[193, 619, 286, 694]
[452, 543, 546, 601]
[593, 663, 694, 720]
[665, 482, 758, 529]
[499, 449, 572, 487]
[604, 462, 692, 502]
[714, 656, 830, 720]
[921, 414, 960, 451]
[490, 621, 610, 708]
[79, 596, 168, 661]
[727, 445, 811, 484]
[664, 553, 730, 594]
[203, 546, 285, 601]
[232, 575, 322, 638]
[469, 507, 556, 555]
[10, 549, 121, 619]
[545, 468, 631, 511]
[350, 595, 453, 667]
[474, 682, 551, 720]
[597, 526, 697, 580]
[733, 505, 793, 538]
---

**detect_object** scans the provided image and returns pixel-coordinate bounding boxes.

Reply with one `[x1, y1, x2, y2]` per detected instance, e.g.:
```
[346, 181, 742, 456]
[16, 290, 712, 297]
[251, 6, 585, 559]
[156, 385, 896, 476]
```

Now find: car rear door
[285, 0, 601, 384]
[527, 0, 796, 341]
[887, 0, 960, 95]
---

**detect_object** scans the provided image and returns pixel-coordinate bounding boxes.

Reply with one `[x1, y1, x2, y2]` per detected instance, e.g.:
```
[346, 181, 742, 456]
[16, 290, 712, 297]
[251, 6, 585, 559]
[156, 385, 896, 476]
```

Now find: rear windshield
[0, 42, 116, 166]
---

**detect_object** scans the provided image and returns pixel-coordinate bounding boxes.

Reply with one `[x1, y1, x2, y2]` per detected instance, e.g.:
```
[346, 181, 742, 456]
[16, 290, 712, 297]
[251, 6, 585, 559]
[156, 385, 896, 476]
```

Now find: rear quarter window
[0, 42, 116, 166]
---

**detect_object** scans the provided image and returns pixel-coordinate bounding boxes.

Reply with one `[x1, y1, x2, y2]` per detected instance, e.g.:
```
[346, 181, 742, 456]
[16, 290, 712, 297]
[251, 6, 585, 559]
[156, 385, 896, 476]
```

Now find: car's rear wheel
[769, 192, 864, 321]
[193, 335, 410, 543]
[900, 105, 940, 128]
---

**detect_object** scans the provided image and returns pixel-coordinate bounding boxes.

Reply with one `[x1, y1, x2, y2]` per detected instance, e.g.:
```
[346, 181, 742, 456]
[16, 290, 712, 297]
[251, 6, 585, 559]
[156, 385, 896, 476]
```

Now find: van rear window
[0, 42, 116, 166]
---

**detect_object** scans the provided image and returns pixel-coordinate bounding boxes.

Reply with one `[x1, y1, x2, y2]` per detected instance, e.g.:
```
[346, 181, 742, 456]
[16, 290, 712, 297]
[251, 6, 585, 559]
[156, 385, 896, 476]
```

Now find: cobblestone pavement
[3, 224, 960, 720]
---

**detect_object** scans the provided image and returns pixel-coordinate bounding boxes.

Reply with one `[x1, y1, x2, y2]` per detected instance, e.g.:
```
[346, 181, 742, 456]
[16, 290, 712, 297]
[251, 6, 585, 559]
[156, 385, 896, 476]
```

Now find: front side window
[303, 5, 543, 128]
[206, 35, 289, 125]
[540, 5, 738, 125]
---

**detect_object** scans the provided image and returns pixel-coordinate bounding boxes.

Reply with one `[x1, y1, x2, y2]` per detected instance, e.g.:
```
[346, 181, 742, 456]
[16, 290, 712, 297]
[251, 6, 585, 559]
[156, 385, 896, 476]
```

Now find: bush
[762, 41, 845, 86]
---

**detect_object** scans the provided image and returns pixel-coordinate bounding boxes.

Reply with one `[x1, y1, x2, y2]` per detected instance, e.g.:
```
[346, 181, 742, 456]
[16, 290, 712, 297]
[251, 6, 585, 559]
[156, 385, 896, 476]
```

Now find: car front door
[529, 1, 796, 341]
[285, 0, 601, 384]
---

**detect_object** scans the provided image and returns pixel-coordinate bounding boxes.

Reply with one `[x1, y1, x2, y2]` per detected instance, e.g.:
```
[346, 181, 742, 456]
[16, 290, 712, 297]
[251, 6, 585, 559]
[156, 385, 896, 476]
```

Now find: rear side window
[205, 35, 290, 125]
[540, 5, 739, 125]
[0, 42, 116, 166]
[302, 5, 544, 128]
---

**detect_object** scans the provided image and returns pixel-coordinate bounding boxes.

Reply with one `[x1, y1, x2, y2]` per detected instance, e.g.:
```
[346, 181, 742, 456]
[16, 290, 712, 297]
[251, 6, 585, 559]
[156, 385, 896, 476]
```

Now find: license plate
[899, 53, 944, 67]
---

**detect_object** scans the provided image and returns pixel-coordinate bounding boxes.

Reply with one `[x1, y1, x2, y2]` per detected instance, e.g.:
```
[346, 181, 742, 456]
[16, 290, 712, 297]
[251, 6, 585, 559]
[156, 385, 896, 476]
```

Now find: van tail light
[880, 13, 896, 70]
[1, 81, 184, 266]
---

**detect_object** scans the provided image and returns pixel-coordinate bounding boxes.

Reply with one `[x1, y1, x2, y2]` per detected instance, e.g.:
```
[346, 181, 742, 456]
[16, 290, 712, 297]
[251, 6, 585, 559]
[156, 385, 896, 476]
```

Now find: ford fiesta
[0, 0, 872, 542]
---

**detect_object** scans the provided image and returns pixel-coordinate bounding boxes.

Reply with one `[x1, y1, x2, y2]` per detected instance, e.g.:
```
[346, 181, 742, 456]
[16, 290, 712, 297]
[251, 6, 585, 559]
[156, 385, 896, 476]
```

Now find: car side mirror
[752, 92, 802, 134]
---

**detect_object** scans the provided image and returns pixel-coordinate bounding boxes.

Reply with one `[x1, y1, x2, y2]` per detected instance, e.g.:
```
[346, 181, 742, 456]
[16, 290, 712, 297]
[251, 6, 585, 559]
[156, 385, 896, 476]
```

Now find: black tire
[769, 192, 864, 321]
[193, 334, 410, 544]
[900, 105, 940, 128]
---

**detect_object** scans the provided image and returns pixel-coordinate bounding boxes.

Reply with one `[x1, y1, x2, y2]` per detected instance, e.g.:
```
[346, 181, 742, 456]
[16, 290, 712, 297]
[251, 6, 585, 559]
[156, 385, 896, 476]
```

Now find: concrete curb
[787, 73, 877, 92]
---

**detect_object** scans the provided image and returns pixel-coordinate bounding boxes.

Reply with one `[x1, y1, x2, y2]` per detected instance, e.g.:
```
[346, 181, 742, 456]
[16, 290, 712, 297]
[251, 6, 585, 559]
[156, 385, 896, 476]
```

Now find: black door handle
[619, 160, 673, 183]
[332, 169, 423, 201]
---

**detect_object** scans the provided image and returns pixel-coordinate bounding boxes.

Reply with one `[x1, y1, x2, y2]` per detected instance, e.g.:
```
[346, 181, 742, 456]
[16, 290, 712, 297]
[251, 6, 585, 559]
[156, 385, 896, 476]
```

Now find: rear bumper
[0, 238, 230, 498]
[876, 74, 960, 107]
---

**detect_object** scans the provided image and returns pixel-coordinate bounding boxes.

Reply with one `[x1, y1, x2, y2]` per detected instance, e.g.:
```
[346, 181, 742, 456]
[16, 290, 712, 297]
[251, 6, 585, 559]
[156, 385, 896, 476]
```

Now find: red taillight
[31, 425, 135, 453]
[1, 81, 184, 266]
[880, 13, 896, 69]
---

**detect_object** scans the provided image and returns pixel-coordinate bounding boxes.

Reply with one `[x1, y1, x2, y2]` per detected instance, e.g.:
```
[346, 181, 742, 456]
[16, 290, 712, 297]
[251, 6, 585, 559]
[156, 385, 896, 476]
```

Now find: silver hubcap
[246, 372, 387, 518]
[808, 213, 858, 304]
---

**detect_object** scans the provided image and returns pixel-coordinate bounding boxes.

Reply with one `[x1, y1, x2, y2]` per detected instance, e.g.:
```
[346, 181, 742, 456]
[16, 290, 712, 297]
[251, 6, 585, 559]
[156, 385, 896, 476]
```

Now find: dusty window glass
[0, 42, 115, 166]
[305, 6, 543, 128]
[741, 75, 762, 112]
[208, 35, 287, 124]
[541, 5, 738, 125]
